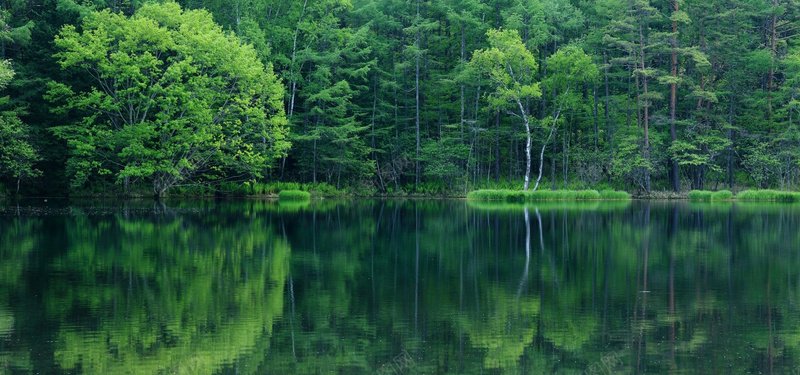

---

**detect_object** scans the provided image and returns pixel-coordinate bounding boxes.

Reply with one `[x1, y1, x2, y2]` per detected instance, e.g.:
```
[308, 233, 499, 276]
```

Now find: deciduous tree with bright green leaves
[0, 60, 41, 195]
[47, 2, 289, 196]
[470, 28, 541, 191]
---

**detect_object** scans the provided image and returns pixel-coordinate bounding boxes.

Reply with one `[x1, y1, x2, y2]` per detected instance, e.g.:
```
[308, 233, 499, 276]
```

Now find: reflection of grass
[467, 200, 632, 212]
[689, 190, 733, 201]
[277, 200, 310, 212]
[688, 201, 732, 214]
[467, 189, 630, 201]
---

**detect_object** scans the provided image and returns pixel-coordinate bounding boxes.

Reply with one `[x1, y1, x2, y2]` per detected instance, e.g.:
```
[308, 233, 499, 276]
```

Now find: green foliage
[278, 189, 311, 201]
[735, 190, 800, 202]
[467, 189, 607, 201]
[48, 3, 289, 196]
[599, 190, 632, 200]
[471, 28, 541, 111]
[741, 143, 780, 189]
[0, 60, 40, 194]
[301, 182, 346, 197]
[711, 190, 733, 200]
[7, 0, 800, 196]
[687, 190, 713, 201]
[467, 189, 509, 200]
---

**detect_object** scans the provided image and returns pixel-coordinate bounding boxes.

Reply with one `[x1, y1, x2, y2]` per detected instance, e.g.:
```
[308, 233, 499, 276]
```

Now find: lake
[0, 199, 799, 374]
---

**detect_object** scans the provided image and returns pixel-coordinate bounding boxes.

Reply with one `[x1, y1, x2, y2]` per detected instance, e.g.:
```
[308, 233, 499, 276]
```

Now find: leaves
[49, 3, 289, 195]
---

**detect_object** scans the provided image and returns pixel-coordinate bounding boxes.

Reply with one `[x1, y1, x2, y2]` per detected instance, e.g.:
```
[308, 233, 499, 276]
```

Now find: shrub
[278, 190, 311, 201]
[687, 190, 713, 201]
[710, 190, 733, 200]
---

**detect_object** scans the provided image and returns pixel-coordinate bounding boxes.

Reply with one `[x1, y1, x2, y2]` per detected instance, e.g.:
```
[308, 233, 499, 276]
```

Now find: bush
[687, 190, 713, 201]
[710, 190, 733, 200]
[599, 190, 631, 200]
[278, 190, 311, 201]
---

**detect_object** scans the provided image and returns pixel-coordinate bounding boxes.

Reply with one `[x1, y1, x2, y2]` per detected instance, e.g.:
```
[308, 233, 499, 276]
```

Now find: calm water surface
[0, 199, 799, 374]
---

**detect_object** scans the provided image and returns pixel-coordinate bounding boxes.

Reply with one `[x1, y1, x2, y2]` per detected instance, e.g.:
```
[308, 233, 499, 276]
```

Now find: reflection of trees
[0, 215, 39, 373]
[7, 200, 800, 373]
[37, 207, 288, 374]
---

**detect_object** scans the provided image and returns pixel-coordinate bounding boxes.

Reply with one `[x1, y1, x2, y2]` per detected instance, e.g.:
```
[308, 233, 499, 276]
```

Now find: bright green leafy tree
[47, 3, 290, 196]
[470, 28, 541, 191]
[0, 60, 40, 195]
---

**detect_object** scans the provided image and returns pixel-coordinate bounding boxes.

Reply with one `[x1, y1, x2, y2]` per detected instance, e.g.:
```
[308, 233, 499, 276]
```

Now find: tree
[0, 60, 40, 195]
[470, 28, 541, 190]
[540, 45, 598, 190]
[47, 3, 289, 196]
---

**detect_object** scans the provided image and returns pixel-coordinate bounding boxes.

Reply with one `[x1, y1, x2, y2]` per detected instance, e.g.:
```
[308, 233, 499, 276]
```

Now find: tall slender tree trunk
[768, 0, 778, 119]
[605, 52, 613, 184]
[461, 24, 466, 141]
[669, 0, 680, 192]
[495, 110, 500, 183]
[288, 0, 309, 119]
[638, 11, 651, 194]
[727, 83, 735, 188]
[593, 84, 599, 188]
[415, 0, 421, 188]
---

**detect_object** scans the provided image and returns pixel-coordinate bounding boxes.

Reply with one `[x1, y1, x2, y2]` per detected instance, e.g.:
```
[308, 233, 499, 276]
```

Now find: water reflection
[1, 199, 800, 373]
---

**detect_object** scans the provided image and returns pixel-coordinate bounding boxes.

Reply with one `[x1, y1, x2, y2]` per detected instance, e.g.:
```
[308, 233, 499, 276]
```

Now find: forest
[1, 0, 799, 197]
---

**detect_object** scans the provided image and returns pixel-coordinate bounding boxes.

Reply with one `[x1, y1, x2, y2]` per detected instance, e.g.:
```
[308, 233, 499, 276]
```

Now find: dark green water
[1, 199, 799, 374]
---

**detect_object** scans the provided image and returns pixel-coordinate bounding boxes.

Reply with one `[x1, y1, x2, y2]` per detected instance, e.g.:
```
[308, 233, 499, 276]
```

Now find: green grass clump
[710, 190, 733, 200]
[735, 189, 800, 202]
[505, 190, 527, 202]
[278, 189, 311, 201]
[687, 190, 713, 201]
[575, 190, 601, 200]
[599, 190, 631, 200]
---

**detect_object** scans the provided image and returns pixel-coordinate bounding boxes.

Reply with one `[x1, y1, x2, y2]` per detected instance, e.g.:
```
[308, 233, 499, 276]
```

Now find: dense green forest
[1, 0, 800, 196]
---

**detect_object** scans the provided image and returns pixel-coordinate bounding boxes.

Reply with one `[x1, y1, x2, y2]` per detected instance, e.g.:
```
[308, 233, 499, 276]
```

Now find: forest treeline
[1, 0, 799, 196]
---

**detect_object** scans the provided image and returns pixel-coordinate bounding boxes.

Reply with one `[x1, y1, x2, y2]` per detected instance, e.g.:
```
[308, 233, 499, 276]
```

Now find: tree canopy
[2, 0, 800, 195]
[47, 2, 289, 196]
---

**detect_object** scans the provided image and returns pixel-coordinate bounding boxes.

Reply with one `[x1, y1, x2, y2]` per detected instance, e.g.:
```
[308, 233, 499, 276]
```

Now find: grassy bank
[466, 189, 631, 201]
[688, 189, 800, 202]
[734, 190, 800, 202]
[688, 190, 733, 201]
